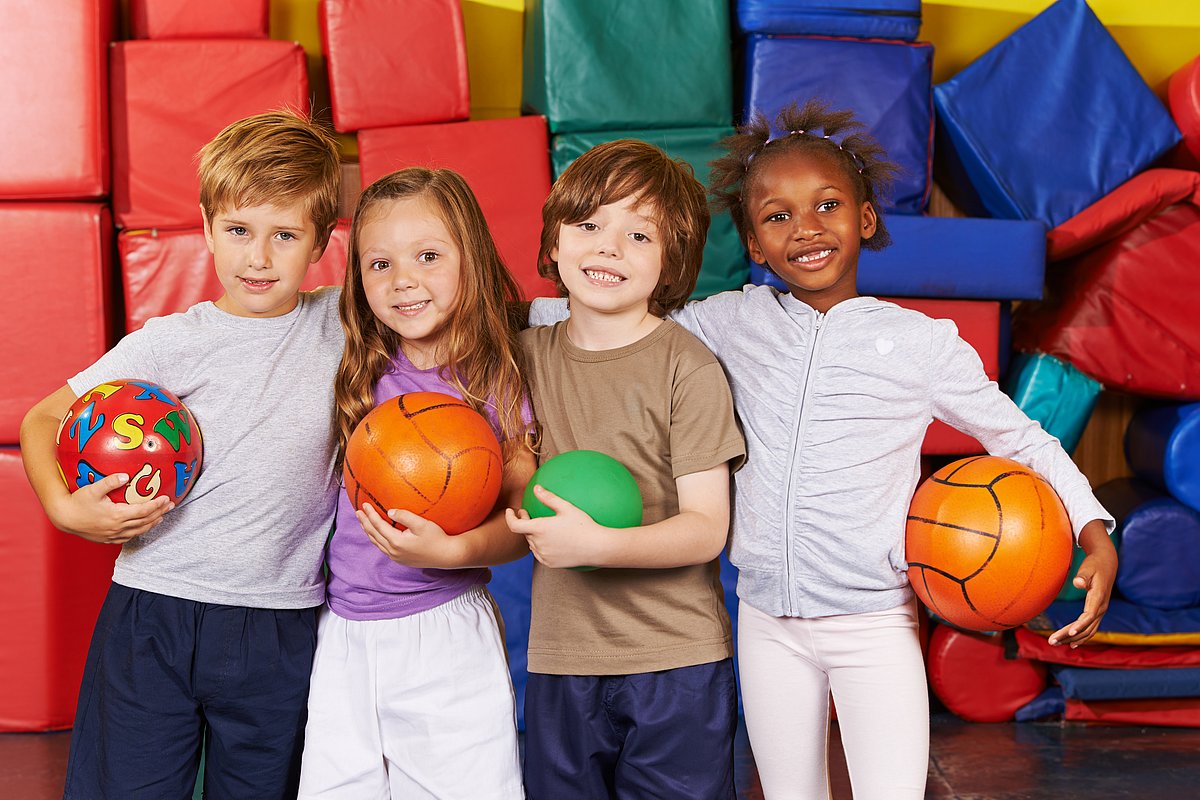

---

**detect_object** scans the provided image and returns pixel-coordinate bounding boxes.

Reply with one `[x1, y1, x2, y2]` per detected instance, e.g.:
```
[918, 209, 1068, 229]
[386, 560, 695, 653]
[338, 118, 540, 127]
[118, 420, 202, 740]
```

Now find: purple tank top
[326, 351, 520, 620]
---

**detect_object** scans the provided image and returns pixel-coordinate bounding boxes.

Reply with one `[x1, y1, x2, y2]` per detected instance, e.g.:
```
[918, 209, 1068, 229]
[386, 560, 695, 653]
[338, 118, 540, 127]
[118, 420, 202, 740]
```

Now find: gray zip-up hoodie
[531, 286, 1113, 619]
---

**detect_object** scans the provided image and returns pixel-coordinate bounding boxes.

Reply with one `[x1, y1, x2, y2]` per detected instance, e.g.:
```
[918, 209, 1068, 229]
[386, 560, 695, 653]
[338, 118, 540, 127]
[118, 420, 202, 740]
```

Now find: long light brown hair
[334, 168, 529, 468]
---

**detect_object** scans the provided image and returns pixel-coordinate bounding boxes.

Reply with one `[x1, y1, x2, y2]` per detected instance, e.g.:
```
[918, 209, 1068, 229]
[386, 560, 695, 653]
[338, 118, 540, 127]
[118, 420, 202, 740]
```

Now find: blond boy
[21, 111, 342, 799]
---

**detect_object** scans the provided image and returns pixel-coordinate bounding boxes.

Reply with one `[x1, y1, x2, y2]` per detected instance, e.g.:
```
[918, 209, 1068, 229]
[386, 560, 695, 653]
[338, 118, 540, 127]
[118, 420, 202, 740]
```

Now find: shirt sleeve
[928, 318, 1114, 540]
[668, 357, 746, 480]
[67, 325, 161, 398]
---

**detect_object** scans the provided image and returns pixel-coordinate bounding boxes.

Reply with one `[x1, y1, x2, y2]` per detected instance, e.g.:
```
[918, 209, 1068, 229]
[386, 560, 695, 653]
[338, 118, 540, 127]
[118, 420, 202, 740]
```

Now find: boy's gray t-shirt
[68, 287, 344, 609]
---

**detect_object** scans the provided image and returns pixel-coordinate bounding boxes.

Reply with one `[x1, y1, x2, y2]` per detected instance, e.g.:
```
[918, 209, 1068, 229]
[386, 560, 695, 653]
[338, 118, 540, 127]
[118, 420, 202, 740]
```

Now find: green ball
[523, 450, 643, 571]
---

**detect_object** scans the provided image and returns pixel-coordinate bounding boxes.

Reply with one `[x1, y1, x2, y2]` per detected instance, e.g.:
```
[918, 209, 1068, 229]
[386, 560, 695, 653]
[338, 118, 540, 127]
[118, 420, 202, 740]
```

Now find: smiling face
[552, 194, 665, 322]
[745, 149, 877, 313]
[202, 201, 325, 318]
[357, 195, 463, 368]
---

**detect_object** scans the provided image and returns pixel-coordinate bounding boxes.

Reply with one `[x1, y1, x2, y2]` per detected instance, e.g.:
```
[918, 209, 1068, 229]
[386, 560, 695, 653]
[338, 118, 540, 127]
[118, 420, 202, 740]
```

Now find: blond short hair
[198, 110, 341, 243]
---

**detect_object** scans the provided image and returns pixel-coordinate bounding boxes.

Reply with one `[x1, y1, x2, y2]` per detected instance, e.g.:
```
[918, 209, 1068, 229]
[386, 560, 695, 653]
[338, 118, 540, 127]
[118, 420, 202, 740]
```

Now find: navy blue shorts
[523, 660, 738, 800]
[64, 583, 319, 800]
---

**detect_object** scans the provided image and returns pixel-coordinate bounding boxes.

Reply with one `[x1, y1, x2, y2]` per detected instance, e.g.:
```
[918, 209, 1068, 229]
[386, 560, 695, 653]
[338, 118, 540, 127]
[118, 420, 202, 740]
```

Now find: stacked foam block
[524, 0, 747, 299]
[907, 0, 1200, 727]
[322, 0, 553, 298]
[0, 1, 121, 732]
[736, 0, 1025, 457]
[114, 0, 347, 334]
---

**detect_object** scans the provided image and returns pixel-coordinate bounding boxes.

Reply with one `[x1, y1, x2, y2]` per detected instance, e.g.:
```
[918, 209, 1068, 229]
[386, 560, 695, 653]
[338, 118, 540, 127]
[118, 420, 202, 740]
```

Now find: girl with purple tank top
[297, 168, 535, 800]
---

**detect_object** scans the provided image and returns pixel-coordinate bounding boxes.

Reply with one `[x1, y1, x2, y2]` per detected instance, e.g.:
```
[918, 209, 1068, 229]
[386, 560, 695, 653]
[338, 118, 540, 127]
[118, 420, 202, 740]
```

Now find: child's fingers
[81, 472, 130, 500]
[532, 484, 577, 513]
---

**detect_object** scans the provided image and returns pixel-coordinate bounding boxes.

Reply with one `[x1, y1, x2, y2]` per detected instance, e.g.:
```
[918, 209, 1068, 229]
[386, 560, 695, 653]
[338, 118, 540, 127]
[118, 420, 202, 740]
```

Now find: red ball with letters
[55, 379, 204, 505]
[343, 392, 503, 535]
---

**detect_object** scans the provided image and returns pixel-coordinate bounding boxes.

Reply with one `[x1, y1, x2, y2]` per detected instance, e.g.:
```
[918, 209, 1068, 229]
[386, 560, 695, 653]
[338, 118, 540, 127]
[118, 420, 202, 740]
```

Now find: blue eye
[277, 231, 297, 241]
[228, 226, 247, 236]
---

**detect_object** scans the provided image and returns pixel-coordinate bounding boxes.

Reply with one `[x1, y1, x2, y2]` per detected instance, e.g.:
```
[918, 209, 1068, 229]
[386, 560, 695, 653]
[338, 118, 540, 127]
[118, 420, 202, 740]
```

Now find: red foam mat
[0, 204, 113, 444]
[320, 0, 468, 132]
[887, 298, 1000, 455]
[358, 116, 555, 299]
[1168, 55, 1200, 170]
[120, 222, 350, 332]
[0, 449, 118, 731]
[129, 0, 268, 39]
[927, 625, 1048, 723]
[110, 40, 309, 230]
[1018, 169, 1200, 400]
[1066, 697, 1200, 728]
[0, 1, 111, 199]
[1015, 628, 1200, 669]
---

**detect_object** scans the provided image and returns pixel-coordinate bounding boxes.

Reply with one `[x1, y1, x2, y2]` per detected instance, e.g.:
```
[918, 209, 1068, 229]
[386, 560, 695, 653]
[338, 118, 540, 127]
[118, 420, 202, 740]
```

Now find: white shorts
[297, 587, 524, 799]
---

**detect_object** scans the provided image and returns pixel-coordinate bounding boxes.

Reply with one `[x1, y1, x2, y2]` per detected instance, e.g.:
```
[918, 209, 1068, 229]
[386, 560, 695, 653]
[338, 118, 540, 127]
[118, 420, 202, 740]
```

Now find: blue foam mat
[933, 0, 1180, 228]
[1053, 665, 1200, 701]
[743, 33, 933, 214]
[748, 213, 1045, 300]
[735, 0, 921, 40]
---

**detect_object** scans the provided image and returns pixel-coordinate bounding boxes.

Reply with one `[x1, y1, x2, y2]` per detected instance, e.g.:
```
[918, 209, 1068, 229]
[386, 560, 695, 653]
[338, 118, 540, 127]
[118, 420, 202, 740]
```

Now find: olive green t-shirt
[521, 319, 745, 675]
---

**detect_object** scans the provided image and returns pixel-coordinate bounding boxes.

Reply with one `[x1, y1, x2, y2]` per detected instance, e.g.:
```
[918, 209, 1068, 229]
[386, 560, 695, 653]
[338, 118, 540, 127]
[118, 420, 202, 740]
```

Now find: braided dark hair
[710, 99, 899, 251]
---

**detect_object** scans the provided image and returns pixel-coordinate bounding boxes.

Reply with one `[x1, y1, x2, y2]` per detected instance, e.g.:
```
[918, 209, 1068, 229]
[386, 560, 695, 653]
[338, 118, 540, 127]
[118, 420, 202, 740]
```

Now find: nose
[248, 238, 270, 270]
[595, 229, 622, 257]
[390, 264, 419, 291]
[791, 210, 822, 240]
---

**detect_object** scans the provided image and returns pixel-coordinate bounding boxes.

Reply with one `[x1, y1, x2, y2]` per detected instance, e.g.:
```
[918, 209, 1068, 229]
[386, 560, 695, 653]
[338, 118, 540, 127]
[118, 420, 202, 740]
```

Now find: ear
[746, 231, 767, 265]
[310, 222, 336, 263]
[200, 205, 216, 254]
[860, 202, 878, 241]
[549, 244, 559, 263]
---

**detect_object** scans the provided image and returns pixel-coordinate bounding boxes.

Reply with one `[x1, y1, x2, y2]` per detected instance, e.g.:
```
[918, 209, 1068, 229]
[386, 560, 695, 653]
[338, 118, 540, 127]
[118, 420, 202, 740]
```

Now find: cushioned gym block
[0, 204, 112, 444]
[1015, 628, 1200, 670]
[736, 0, 921, 40]
[119, 222, 350, 333]
[1014, 686, 1064, 722]
[129, 0, 268, 39]
[0, 1, 111, 199]
[749, 214, 1046, 300]
[933, 0, 1180, 228]
[1126, 403, 1200, 513]
[1114, 495, 1200, 611]
[1015, 169, 1200, 399]
[1053, 665, 1200, 701]
[0, 449, 118, 731]
[1003, 353, 1101, 455]
[1030, 599, 1200, 646]
[523, 0, 732, 134]
[110, 40, 309, 230]
[357, 116, 554, 299]
[1167, 54, 1200, 169]
[1065, 696, 1200, 728]
[926, 626, 1048, 723]
[743, 34, 933, 214]
[552, 128, 748, 299]
[320, 0, 468, 132]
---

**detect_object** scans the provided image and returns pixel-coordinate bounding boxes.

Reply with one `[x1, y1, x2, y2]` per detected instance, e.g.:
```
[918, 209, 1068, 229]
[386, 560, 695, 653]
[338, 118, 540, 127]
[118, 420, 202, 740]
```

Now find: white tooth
[794, 249, 832, 263]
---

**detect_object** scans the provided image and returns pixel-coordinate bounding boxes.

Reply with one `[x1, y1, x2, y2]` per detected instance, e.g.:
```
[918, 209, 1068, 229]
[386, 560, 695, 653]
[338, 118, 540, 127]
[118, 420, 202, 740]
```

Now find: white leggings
[738, 599, 929, 800]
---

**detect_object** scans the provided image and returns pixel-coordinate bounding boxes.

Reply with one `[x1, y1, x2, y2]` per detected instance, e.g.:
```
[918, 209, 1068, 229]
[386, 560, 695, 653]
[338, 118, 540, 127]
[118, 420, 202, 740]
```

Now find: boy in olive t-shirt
[506, 140, 745, 799]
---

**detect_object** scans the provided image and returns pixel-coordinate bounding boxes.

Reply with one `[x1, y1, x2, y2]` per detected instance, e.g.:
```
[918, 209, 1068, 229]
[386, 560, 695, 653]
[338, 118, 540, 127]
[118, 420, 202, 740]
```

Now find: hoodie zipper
[782, 310, 825, 615]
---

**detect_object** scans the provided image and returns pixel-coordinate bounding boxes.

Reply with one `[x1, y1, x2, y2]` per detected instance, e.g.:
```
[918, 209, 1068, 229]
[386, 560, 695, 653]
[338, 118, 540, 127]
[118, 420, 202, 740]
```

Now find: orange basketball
[343, 392, 503, 535]
[905, 456, 1073, 632]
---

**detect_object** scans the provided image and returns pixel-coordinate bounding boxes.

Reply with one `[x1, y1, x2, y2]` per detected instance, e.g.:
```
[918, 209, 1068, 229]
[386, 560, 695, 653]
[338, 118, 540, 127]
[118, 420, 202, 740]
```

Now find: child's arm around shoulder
[355, 445, 535, 569]
[20, 385, 172, 543]
[505, 462, 731, 570]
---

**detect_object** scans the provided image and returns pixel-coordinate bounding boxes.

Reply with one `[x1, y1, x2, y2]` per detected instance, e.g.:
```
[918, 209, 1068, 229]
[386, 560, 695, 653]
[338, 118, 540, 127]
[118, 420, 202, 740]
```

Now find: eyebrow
[218, 216, 307, 232]
[756, 185, 844, 207]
